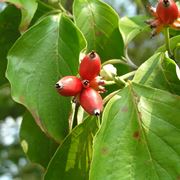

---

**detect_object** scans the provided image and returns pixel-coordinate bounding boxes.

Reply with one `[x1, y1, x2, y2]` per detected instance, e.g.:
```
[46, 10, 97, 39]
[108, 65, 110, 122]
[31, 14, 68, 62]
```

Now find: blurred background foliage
[0, 0, 179, 179]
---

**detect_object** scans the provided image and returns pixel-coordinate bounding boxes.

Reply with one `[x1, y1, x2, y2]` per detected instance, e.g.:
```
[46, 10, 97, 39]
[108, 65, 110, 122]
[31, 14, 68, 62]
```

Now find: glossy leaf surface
[6, 14, 86, 142]
[0, 5, 20, 85]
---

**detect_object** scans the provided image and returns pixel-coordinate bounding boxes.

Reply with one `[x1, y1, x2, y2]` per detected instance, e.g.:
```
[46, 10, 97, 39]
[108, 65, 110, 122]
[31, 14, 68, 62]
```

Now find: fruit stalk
[72, 103, 80, 128]
[164, 27, 172, 57]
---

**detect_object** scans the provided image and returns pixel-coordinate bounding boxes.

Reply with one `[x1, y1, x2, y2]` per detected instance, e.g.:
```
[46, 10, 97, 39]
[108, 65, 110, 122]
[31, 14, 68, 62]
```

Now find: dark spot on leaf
[101, 147, 109, 155]
[95, 31, 103, 36]
[133, 130, 140, 140]
[177, 175, 180, 180]
[121, 106, 128, 112]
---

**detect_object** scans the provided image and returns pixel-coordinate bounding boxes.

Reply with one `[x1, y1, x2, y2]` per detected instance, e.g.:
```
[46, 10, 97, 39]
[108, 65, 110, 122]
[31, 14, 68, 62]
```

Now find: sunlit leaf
[73, 0, 124, 61]
[119, 15, 149, 46]
[6, 14, 86, 142]
[90, 82, 180, 180]
[45, 116, 98, 180]
[133, 52, 180, 95]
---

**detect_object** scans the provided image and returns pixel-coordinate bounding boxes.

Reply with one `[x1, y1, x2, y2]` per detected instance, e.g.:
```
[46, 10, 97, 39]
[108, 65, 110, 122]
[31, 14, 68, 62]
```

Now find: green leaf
[0, 5, 20, 86]
[20, 111, 58, 168]
[0, 84, 25, 120]
[2, 0, 38, 32]
[156, 35, 180, 53]
[44, 116, 98, 180]
[6, 14, 86, 142]
[133, 52, 180, 95]
[73, 0, 124, 61]
[60, 0, 73, 12]
[119, 15, 149, 46]
[90, 83, 180, 180]
[30, 0, 54, 26]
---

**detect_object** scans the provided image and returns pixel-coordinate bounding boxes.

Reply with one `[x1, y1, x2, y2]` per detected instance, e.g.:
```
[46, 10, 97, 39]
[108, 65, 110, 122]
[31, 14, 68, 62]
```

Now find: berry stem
[114, 70, 136, 86]
[72, 103, 80, 129]
[164, 27, 173, 57]
[102, 56, 137, 69]
[113, 76, 127, 86]
[104, 80, 115, 85]
[117, 70, 136, 80]
[103, 71, 136, 86]
[102, 59, 128, 66]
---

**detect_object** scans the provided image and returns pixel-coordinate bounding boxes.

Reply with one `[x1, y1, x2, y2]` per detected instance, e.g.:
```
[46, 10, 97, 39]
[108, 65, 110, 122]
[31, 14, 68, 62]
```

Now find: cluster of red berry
[55, 51, 105, 116]
[147, 0, 180, 36]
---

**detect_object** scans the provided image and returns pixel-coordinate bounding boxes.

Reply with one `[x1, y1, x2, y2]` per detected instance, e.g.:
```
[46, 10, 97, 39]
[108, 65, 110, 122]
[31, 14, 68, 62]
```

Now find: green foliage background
[0, 0, 180, 179]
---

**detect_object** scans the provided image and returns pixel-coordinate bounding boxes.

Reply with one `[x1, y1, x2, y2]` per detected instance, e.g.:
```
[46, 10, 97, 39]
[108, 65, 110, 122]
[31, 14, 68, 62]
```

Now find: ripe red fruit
[80, 88, 103, 116]
[55, 76, 82, 96]
[79, 51, 101, 81]
[156, 0, 178, 24]
[82, 79, 90, 88]
[89, 76, 105, 90]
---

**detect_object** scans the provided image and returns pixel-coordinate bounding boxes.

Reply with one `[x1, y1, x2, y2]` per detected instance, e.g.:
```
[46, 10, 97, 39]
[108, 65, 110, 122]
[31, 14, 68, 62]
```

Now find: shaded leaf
[0, 5, 20, 85]
[30, 0, 54, 26]
[1, 0, 38, 32]
[60, 0, 73, 12]
[6, 14, 86, 142]
[20, 111, 58, 168]
[0, 84, 24, 120]
[45, 116, 98, 180]
[133, 52, 180, 95]
[119, 15, 149, 46]
[90, 82, 180, 180]
[73, 0, 124, 61]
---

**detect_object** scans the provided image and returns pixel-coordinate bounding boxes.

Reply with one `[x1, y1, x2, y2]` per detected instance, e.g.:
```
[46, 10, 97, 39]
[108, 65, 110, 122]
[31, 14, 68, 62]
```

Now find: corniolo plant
[3, 0, 180, 179]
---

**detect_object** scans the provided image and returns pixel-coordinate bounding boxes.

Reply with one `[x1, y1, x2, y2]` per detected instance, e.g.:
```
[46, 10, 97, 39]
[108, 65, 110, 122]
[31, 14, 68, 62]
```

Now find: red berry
[156, 0, 178, 24]
[82, 79, 90, 88]
[79, 51, 101, 81]
[89, 76, 105, 90]
[80, 88, 103, 116]
[55, 76, 82, 96]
